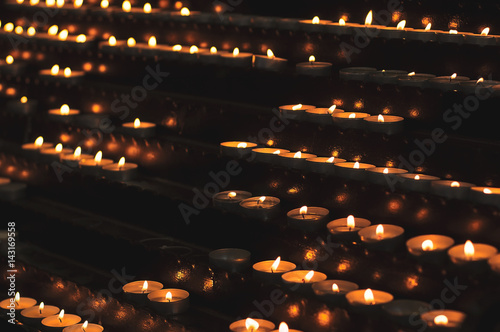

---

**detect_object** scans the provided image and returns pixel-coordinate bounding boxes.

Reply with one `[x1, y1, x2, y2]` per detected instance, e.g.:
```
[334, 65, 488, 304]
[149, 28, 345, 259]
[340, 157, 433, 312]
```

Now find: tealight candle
[147, 289, 189, 315]
[459, 78, 500, 95]
[282, 270, 327, 293]
[299, 16, 332, 33]
[212, 190, 252, 213]
[397, 72, 436, 88]
[287, 206, 329, 232]
[239, 196, 280, 221]
[6, 96, 37, 115]
[363, 114, 404, 135]
[102, 157, 139, 181]
[345, 288, 393, 313]
[0, 55, 25, 76]
[305, 156, 347, 175]
[220, 141, 258, 158]
[229, 318, 275, 332]
[311, 280, 359, 304]
[295, 55, 332, 77]
[448, 240, 498, 266]
[21, 136, 54, 155]
[406, 23, 438, 42]
[220, 48, 253, 68]
[304, 105, 344, 125]
[427, 74, 470, 91]
[79, 151, 114, 176]
[253, 49, 287, 72]
[465, 28, 496, 46]
[198, 47, 228, 65]
[358, 224, 405, 251]
[278, 104, 315, 121]
[251, 148, 290, 164]
[62, 321, 104, 332]
[437, 29, 466, 44]
[40, 143, 72, 161]
[366, 167, 408, 186]
[270, 322, 303, 332]
[279, 151, 317, 170]
[325, 18, 353, 35]
[326, 215, 371, 241]
[0, 292, 37, 311]
[381, 20, 412, 39]
[209, 248, 251, 273]
[122, 280, 163, 306]
[332, 112, 371, 129]
[169, 7, 201, 21]
[61, 147, 93, 167]
[469, 186, 500, 208]
[430, 180, 475, 200]
[41, 310, 81, 332]
[360, 10, 386, 35]
[253, 256, 296, 283]
[420, 310, 466, 330]
[122, 118, 156, 138]
[397, 173, 441, 192]
[488, 254, 500, 275]
[47, 104, 80, 122]
[39, 65, 84, 83]
[339, 66, 377, 81]
[368, 70, 408, 85]
[333, 161, 376, 181]
[382, 299, 432, 326]
[20, 302, 60, 325]
[406, 234, 455, 264]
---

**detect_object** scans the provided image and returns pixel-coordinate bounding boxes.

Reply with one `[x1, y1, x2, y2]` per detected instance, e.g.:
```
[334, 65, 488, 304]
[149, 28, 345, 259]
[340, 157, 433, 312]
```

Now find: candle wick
[302, 214, 305, 219]
[59, 317, 63, 323]
[270, 268, 274, 274]
[302, 278, 305, 283]
[82, 327, 86, 332]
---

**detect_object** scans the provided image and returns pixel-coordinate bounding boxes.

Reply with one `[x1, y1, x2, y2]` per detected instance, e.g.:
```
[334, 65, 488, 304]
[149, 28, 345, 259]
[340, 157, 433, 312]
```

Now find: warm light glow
[267, 49, 275, 59]
[48, 25, 58, 36]
[145, 36, 156, 47]
[293, 151, 302, 158]
[189, 45, 199, 54]
[127, 37, 136, 47]
[237, 142, 247, 148]
[4, 23, 14, 32]
[14, 26, 23, 34]
[210, 46, 217, 54]
[484, 188, 493, 194]
[82, 321, 89, 331]
[74, 0, 83, 8]
[425, 23, 432, 30]
[56, 0, 64, 7]
[304, 270, 315, 282]
[14, 292, 20, 305]
[34, 136, 44, 148]
[434, 315, 449, 325]
[141, 280, 148, 292]
[422, 239, 434, 251]
[378, 114, 385, 122]
[54, 144, 63, 152]
[133, 118, 141, 128]
[353, 161, 360, 169]
[143, 3, 151, 13]
[5, 55, 14, 65]
[245, 318, 259, 331]
[172, 44, 182, 51]
[16, 0, 24, 3]
[365, 10, 373, 25]
[300, 206, 308, 215]
[364, 288, 375, 304]
[100, 0, 108, 8]
[449, 29, 458, 34]
[180, 7, 190, 16]
[312, 16, 320, 24]
[63, 67, 71, 77]
[20, 96, 28, 103]
[332, 283, 339, 293]
[108, 36, 116, 46]
[477, 77, 484, 84]
[46, 0, 55, 7]
[326, 157, 335, 163]
[27, 27, 36, 36]
[76, 34, 86, 43]
[376, 224, 384, 238]
[73, 146, 81, 158]
[291, 104, 302, 110]
[278, 322, 289, 332]
[122, 0, 131, 12]
[347, 215, 355, 229]
[464, 240, 475, 259]
[349, 113, 356, 119]
[58, 310, 65, 321]
[227, 191, 237, 198]
[39, 302, 44, 313]
[94, 151, 102, 163]
[397, 20, 406, 30]
[233, 47, 240, 56]
[271, 256, 281, 272]
[259, 196, 266, 203]
[383, 167, 389, 174]
[51, 64, 60, 75]
[273, 150, 280, 155]
[308, 55, 315, 63]
[481, 27, 490, 36]
[118, 157, 126, 168]
[60, 104, 70, 115]
[339, 18, 346, 25]
[450, 73, 457, 79]
[450, 181, 460, 187]
[414, 175, 420, 180]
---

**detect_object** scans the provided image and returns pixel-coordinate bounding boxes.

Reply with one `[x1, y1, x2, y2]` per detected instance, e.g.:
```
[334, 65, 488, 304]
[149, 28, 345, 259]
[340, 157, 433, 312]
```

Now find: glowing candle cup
[62, 321, 104, 332]
[298, 16, 332, 32]
[278, 104, 315, 121]
[0, 293, 37, 311]
[253, 49, 287, 71]
[239, 196, 280, 221]
[251, 147, 290, 164]
[220, 48, 253, 68]
[332, 112, 371, 129]
[421, 310, 466, 331]
[430, 180, 474, 200]
[102, 157, 138, 181]
[220, 141, 258, 158]
[448, 240, 498, 269]
[346, 288, 393, 314]
[304, 106, 344, 125]
[122, 118, 156, 138]
[253, 257, 296, 283]
[21, 137, 54, 158]
[213, 190, 252, 213]
[363, 114, 404, 135]
[295, 56, 332, 77]
[40, 144, 72, 162]
[279, 151, 317, 170]
[327, 215, 371, 242]
[147, 289, 189, 315]
[305, 156, 346, 175]
[281, 270, 327, 293]
[469, 186, 500, 208]
[209, 248, 251, 273]
[79, 152, 114, 176]
[333, 161, 376, 181]
[287, 206, 329, 232]
[366, 167, 408, 186]
[397, 173, 441, 193]
[229, 318, 275, 332]
[41, 310, 81, 332]
[47, 104, 80, 122]
[122, 280, 163, 306]
[312, 280, 359, 304]
[20, 303, 60, 326]
[406, 234, 455, 264]
[60, 147, 93, 167]
[358, 224, 405, 251]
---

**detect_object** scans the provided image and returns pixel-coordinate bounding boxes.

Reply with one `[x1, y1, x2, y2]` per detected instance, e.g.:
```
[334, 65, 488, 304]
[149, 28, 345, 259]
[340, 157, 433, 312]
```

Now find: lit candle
[62, 321, 104, 332]
[220, 47, 253, 68]
[61, 146, 93, 166]
[465, 27, 496, 46]
[339, 66, 378, 81]
[427, 73, 470, 91]
[208, 248, 251, 273]
[397, 72, 436, 88]
[47, 104, 80, 121]
[147, 289, 189, 315]
[333, 161, 376, 181]
[381, 19, 412, 39]
[253, 256, 296, 282]
[281, 270, 328, 292]
[278, 103, 316, 120]
[0, 292, 37, 311]
[41, 309, 81, 331]
[358, 224, 405, 251]
[325, 18, 353, 35]
[397, 173, 441, 192]
[332, 112, 371, 129]
[79, 151, 114, 176]
[121, 118, 156, 138]
[420, 310, 466, 330]
[220, 141, 258, 158]
[363, 114, 405, 135]
[469, 186, 500, 208]
[39, 64, 84, 82]
[459, 78, 500, 95]
[102, 157, 138, 181]
[295, 55, 332, 77]
[406, 234, 455, 263]
[270, 322, 303, 332]
[304, 105, 344, 125]
[20, 302, 60, 325]
[327, 215, 371, 241]
[312, 279, 359, 303]
[437, 28, 466, 44]
[22, 136, 54, 157]
[198, 46, 228, 65]
[6, 95, 38, 115]
[251, 147, 290, 164]
[406, 22, 438, 42]
[279, 151, 318, 170]
[345, 288, 393, 313]
[212, 190, 252, 212]
[368, 70, 408, 85]
[40, 143, 72, 161]
[286, 206, 329, 232]
[239, 196, 281, 221]
[122, 280, 163, 305]
[229, 318, 275, 332]
[430, 180, 475, 199]
[253, 49, 287, 71]
[305, 155, 347, 174]
[298, 16, 332, 32]
[366, 166, 408, 186]
[448, 240, 498, 266]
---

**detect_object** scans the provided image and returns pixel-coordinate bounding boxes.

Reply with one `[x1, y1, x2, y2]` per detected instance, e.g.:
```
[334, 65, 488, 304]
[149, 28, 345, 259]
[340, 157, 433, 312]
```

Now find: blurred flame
[312, 16, 320, 24]
[397, 20, 406, 30]
[82, 321, 88, 329]
[58, 310, 65, 321]
[378, 114, 384, 122]
[172, 44, 182, 51]
[20, 96, 28, 103]
[328, 105, 336, 113]
[425, 23, 432, 30]
[434, 315, 448, 325]
[347, 215, 355, 228]
[48, 25, 58, 36]
[365, 10, 373, 25]
[376, 224, 384, 238]
[63, 67, 71, 77]
[39, 302, 44, 313]
[300, 206, 307, 215]
[189, 45, 199, 54]
[180, 7, 190, 16]
[279, 322, 289, 332]
[414, 175, 420, 180]
[127, 37, 136, 47]
[76, 34, 86, 43]
[304, 270, 314, 282]
[60, 104, 70, 115]
[143, 3, 151, 13]
[227, 191, 237, 198]
[210, 46, 217, 54]
[451, 181, 460, 187]
[165, 291, 172, 302]
[339, 18, 345, 25]
[293, 151, 302, 158]
[477, 77, 484, 84]
[100, 0, 108, 8]
[450, 73, 457, 79]
[94, 151, 102, 163]
[118, 157, 125, 167]
[364, 289, 375, 304]
[349, 113, 356, 118]
[108, 36, 116, 46]
[148, 36, 157, 47]
[353, 161, 360, 169]
[481, 27, 490, 36]
[6, 55, 14, 64]
[34, 136, 44, 148]
[484, 188, 493, 194]
[309, 55, 315, 63]
[326, 157, 335, 163]
[122, 0, 131, 12]
[134, 118, 141, 128]
[27, 27, 36, 36]
[267, 49, 274, 59]
[233, 48, 239, 56]
[245, 318, 259, 331]
[237, 142, 247, 148]
[332, 283, 339, 293]
[58, 29, 68, 40]
[291, 104, 302, 110]
[73, 146, 81, 158]
[271, 256, 280, 272]
[14, 292, 20, 305]
[464, 240, 475, 259]
[422, 239, 434, 251]
[449, 29, 458, 34]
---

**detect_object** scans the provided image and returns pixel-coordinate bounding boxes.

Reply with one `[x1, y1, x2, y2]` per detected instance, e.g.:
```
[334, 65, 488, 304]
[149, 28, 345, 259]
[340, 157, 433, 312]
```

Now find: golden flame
[464, 240, 475, 259]
[365, 10, 373, 25]
[108, 36, 116, 46]
[27, 27, 36, 36]
[165, 291, 172, 301]
[56, 0, 64, 7]
[17, 0, 24, 3]
[312, 16, 320, 24]
[271, 256, 281, 272]
[267, 49, 275, 59]
[279, 322, 289, 332]
[353, 161, 360, 169]
[484, 188, 493, 194]
[339, 18, 346, 26]
[293, 151, 302, 158]
[122, 0, 131, 12]
[21, 96, 28, 103]
[378, 114, 385, 122]
[39, 302, 44, 313]
[82, 321, 89, 330]
[63, 67, 71, 77]
[60, 104, 70, 115]
[328, 105, 337, 114]
[414, 175, 420, 180]
[349, 113, 356, 119]
[58, 309, 65, 321]
[450, 73, 457, 79]
[425, 23, 432, 30]
[100, 0, 109, 8]
[383, 167, 389, 174]
[30, 0, 39, 4]
[237, 142, 247, 148]
[127, 37, 136, 47]
[477, 77, 484, 84]
[4, 23, 14, 32]
[50, 64, 59, 75]
[299, 206, 307, 215]
[14, 26, 23, 34]
[14, 292, 20, 305]
[210, 46, 217, 54]
[291, 104, 302, 110]
[259, 196, 266, 203]
[94, 151, 102, 163]
[397, 20, 406, 30]
[189, 45, 199, 54]
[434, 315, 448, 325]
[148, 36, 156, 47]
[364, 288, 375, 304]
[172, 44, 182, 51]
[304, 270, 315, 282]
[58, 29, 68, 40]
[143, 3, 152, 13]
[74, 0, 83, 8]
[233, 48, 239, 56]
[34, 136, 44, 148]
[76, 34, 86, 43]
[48, 25, 58, 36]
[481, 27, 490, 36]
[376, 224, 384, 238]
[55, 143, 63, 152]
[308, 55, 315, 63]
[6, 55, 14, 65]
[422, 239, 434, 251]
[118, 157, 125, 168]
[180, 7, 190, 16]
[332, 283, 339, 293]
[450, 181, 460, 187]
[245, 318, 259, 331]
[73, 146, 81, 158]
[449, 29, 458, 34]
[326, 157, 335, 163]
[227, 191, 237, 198]
[273, 150, 281, 155]
[347, 215, 355, 229]
[141, 280, 148, 292]
[133, 118, 141, 128]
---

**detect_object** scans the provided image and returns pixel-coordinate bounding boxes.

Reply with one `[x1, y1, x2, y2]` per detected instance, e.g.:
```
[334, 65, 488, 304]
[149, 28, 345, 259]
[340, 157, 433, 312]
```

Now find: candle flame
[425, 23, 432, 30]
[378, 114, 385, 122]
[376, 224, 384, 238]
[172, 44, 182, 51]
[122, 0, 131, 12]
[339, 18, 346, 25]
[364, 288, 375, 304]
[76, 34, 86, 43]
[143, 3, 151, 13]
[349, 113, 356, 119]
[332, 283, 339, 293]
[414, 174, 420, 180]
[304, 270, 314, 282]
[35, 136, 44, 148]
[464, 240, 475, 259]
[299, 206, 307, 215]
[293, 151, 302, 158]
[94, 151, 102, 163]
[180, 7, 190, 16]
[21, 96, 28, 103]
[14, 292, 20, 305]
[273, 149, 281, 155]
[347, 215, 355, 229]
[39, 302, 44, 313]
[56, 0, 64, 7]
[100, 0, 108, 8]
[397, 20, 406, 30]
[481, 27, 490, 36]
[312, 16, 320, 24]
[58, 29, 68, 41]
[450, 73, 457, 79]
[408, 72, 416, 76]
[271, 256, 281, 272]
[60, 104, 70, 115]
[434, 315, 448, 325]
[82, 321, 89, 331]
[267, 49, 275, 59]
[74, 0, 83, 8]
[27, 27, 36, 36]
[73, 146, 81, 158]
[237, 142, 247, 148]
[141, 280, 148, 292]
[279, 322, 289, 332]
[365, 10, 373, 25]
[15, 26, 23, 34]
[165, 291, 172, 302]
[210, 46, 217, 54]
[450, 181, 460, 187]
[108, 36, 116, 46]
[328, 105, 337, 114]
[189, 45, 199, 54]
[477, 77, 484, 84]
[484, 188, 493, 194]
[308, 55, 315, 63]
[118, 157, 126, 168]
[326, 157, 335, 163]
[449, 29, 458, 34]
[259, 196, 266, 203]
[383, 167, 389, 174]
[4, 23, 14, 33]
[51, 64, 60, 75]
[58, 309, 65, 322]
[127, 37, 136, 47]
[55, 143, 63, 152]
[233, 48, 239, 56]
[227, 191, 237, 198]
[291, 104, 302, 110]
[148, 36, 157, 47]
[133, 118, 141, 128]
[48, 25, 58, 36]
[6, 55, 14, 65]
[245, 318, 259, 331]
[30, 0, 40, 4]
[422, 239, 434, 251]
[63, 67, 71, 77]
[353, 161, 360, 169]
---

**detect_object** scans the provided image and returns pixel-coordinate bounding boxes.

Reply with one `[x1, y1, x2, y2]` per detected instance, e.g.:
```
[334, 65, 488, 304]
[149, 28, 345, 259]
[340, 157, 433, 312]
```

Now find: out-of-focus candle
[220, 47, 253, 68]
[252, 147, 290, 163]
[420, 310, 466, 330]
[79, 151, 114, 176]
[229, 318, 275, 332]
[239, 196, 280, 221]
[279, 151, 317, 170]
[253, 49, 287, 71]
[366, 166, 408, 186]
[220, 141, 258, 158]
[327, 215, 371, 241]
[20, 302, 60, 325]
[346, 288, 393, 313]
[397, 72, 436, 88]
[40, 143, 72, 161]
[282, 270, 327, 293]
[332, 111, 371, 129]
[122, 118, 156, 138]
[430, 180, 475, 200]
[62, 321, 104, 332]
[397, 173, 441, 192]
[296, 55, 332, 77]
[278, 104, 315, 120]
[312, 279, 359, 303]
[253, 256, 296, 282]
[22, 136, 54, 156]
[363, 114, 404, 135]
[306, 156, 347, 174]
[102, 157, 138, 181]
[47, 104, 80, 121]
[358, 224, 405, 251]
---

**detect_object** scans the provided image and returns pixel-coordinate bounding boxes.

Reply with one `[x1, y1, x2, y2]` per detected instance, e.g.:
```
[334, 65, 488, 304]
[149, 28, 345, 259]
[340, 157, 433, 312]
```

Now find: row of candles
[219, 140, 500, 207]
[8, 0, 500, 47]
[0, 176, 27, 200]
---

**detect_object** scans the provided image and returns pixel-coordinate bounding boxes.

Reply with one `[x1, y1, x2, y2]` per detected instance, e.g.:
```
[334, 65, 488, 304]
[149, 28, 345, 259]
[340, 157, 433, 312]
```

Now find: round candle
[327, 215, 371, 241]
[279, 151, 317, 170]
[220, 48, 253, 68]
[147, 289, 189, 315]
[79, 151, 114, 176]
[239, 196, 280, 221]
[406, 24, 438, 42]
[333, 161, 376, 181]
[430, 180, 475, 200]
[346, 288, 393, 313]
[459, 79, 500, 95]
[253, 49, 287, 72]
[465, 28, 496, 46]
[287, 206, 329, 232]
[60, 147, 93, 167]
[306, 156, 347, 175]
[368, 70, 408, 85]
[380, 21, 413, 39]
[282, 270, 327, 292]
[358, 224, 405, 251]
[6, 96, 38, 115]
[325, 19, 354, 35]
[448, 240, 498, 265]
[299, 16, 332, 32]
[209, 248, 251, 273]
[40, 143, 72, 161]
[406, 234, 455, 263]
[102, 157, 138, 181]
[123, 280, 163, 305]
[397, 72, 436, 88]
[296, 56, 332, 77]
[20, 303, 60, 324]
[437, 30, 466, 44]
[22, 136, 54, 154]
[213, 190, 252, 212]
[62, 321, 104, 332]
[363, 114, 404, 135]
[220, 141, 258, 158]
[488, 254, 500, 275]
[253, 256, 296, 283]
[278, 104, 315, 121]
[0, 293, 36, 311]
[122, 118, 156, 138]
[427, 74, 470, 91]
[397, 173, 441, 192]
[270, 322, 303, 332]
[41, 310, 81, 331]
[332, 112, 371, 129]
[251, 148, 290, 164]
[469, 186, 500, 208]
[339, 66, 377, 81]
[305, 106, 343, 125]
[39, 65, 84, 83]
[47, 104, 80, 121]
[420, 310, 466, 330]
[366, 167, 408, 186]
[199, 47, 228, 65]
[229, 318, 275, 332]
[312, 280, 359, 303]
